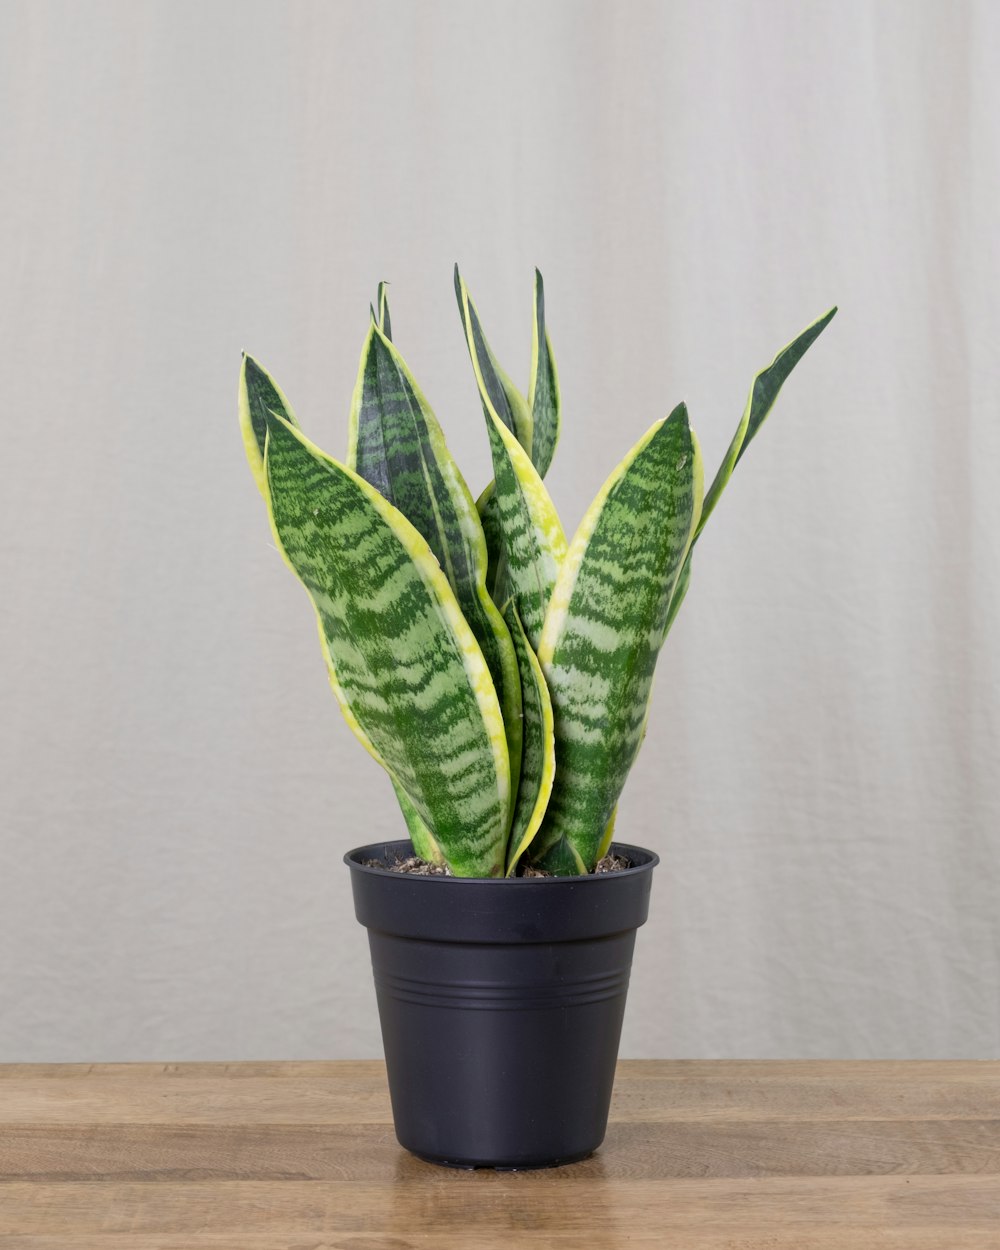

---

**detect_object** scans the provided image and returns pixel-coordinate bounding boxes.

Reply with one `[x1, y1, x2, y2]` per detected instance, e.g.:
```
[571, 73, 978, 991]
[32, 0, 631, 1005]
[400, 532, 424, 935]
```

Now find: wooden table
[0, 1060, 998, 1248]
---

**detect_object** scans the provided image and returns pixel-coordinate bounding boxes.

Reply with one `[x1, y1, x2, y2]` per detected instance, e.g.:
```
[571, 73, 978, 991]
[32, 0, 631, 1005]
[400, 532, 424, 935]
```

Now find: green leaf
[239, 354, 299, 498]
[699, 307, 837, 537]
[502, 602, 556, 876]
[263, 412, 510, 877]
[527, 269, 561, 479]
[456, 269, 567, 649]
[662, 308, 837, 639]
[662, 553, 692, 639]
[376, 281, 392, 341]
[453, 264, 534, 454]
[595, 807, 618, 862]
[530, 405, 703, 874]
[390, 775, 445, 865]
[242, 357, 409, 799]
[345, 322, 523, 818]
[476, 483, 508, 604]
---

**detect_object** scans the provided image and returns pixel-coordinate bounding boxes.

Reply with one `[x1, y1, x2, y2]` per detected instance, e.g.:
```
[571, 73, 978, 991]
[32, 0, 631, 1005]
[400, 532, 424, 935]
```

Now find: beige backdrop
[1, 0, 997, 1060]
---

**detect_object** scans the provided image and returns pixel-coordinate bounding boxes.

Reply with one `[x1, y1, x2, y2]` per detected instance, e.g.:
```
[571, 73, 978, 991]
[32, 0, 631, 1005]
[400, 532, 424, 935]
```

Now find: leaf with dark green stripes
[263, 412, 510, 877]
[390, 775, 445, 865]
[527, 269, 561, 479]
[376, 282, 392, 341]
[699, 307, 837, 537]
[240, 352, 456, 849]
[241, 356, 417, 797]
[483, 417, 566, 650]
[456, 270, 567, 648]
[662, 308, 838, 638]
[239, 354, 299, 497]
[662, 554, 692, 639]
[502, 602, 555, 876]
[530, 405, 703, 874]
[477, 484, 508, 604]
[453, 265, 534, 454]
[345, 322, 523, 815]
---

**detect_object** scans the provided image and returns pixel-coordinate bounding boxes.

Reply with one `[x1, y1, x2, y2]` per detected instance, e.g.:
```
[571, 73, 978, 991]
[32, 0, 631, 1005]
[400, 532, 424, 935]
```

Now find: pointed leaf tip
[239, 354, 300, 496]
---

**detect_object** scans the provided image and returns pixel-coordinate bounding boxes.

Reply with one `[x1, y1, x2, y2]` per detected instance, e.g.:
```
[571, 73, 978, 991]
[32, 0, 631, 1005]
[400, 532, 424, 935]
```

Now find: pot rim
[344, 839, 659, 883]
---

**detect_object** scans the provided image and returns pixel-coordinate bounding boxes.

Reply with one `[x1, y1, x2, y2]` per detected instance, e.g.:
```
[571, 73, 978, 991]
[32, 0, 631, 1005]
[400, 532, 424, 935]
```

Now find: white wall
[1, 0, 997, 1061]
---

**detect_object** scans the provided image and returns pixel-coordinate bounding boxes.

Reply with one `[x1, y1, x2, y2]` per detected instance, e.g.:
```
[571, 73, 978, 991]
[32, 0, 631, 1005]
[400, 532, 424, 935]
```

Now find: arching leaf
[700, 307, 837, 537]
[264, 412, 510, 877]
[664, 307, 838, 636]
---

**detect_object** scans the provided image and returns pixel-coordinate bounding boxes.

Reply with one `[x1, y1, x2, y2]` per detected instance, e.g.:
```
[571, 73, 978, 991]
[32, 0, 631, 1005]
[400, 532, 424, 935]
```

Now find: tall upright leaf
[453, 265, 533, 454]
[527, 269, 561, 479]
[531, 405, 703, 874]
[502, 603, 556, 876]
[453, 267, 565, 613]
[345, 322, 523, 812]
[263, 412, 510, 877]
[456, 269, 567, 649]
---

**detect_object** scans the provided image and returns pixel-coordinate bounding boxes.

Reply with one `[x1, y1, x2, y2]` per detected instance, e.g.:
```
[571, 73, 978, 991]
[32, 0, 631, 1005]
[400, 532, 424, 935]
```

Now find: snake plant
[240, 270, 835, 878]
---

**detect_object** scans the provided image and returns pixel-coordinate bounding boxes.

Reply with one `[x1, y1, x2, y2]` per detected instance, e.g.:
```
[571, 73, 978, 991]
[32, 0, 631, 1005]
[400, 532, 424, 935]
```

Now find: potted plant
[239, 268, 835, 1169]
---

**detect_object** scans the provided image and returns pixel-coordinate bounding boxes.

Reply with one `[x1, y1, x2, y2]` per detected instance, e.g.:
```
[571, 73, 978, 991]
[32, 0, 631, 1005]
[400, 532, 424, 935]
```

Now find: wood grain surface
[0, 1060, 997, 1248]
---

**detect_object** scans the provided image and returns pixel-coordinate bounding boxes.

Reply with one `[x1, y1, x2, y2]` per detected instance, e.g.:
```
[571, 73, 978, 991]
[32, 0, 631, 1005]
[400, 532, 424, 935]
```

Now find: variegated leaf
[502, 602, 556, 876]
[456, 269, 567, 648]
[527, 269, 561, 479]
[390, 775, 445, 866]
[699, 307, 837, 537]
[453, 265, 534, 453]
[476, 484, 508, 604]
[484, 417, 567, 650]
[663, 307, 838, 635]
[530, 404, 703, 874]
[239, 354, 299, 498]
[345, 322, 523, 815]
[263, 412, 510, 877]
[241, 357, 396, 770]
[454, 268, 560, 609]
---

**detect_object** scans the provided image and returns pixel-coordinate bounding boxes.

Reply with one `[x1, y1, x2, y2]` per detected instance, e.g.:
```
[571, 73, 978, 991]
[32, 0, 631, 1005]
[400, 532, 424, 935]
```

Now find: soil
[594, 853, 633, 873]
[366, 852, 633, 877]
[364, 855, 452, 876]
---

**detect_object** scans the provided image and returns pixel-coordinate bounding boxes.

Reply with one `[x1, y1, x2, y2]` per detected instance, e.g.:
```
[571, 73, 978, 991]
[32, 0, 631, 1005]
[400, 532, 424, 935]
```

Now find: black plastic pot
[345, 838, 658, 1169]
